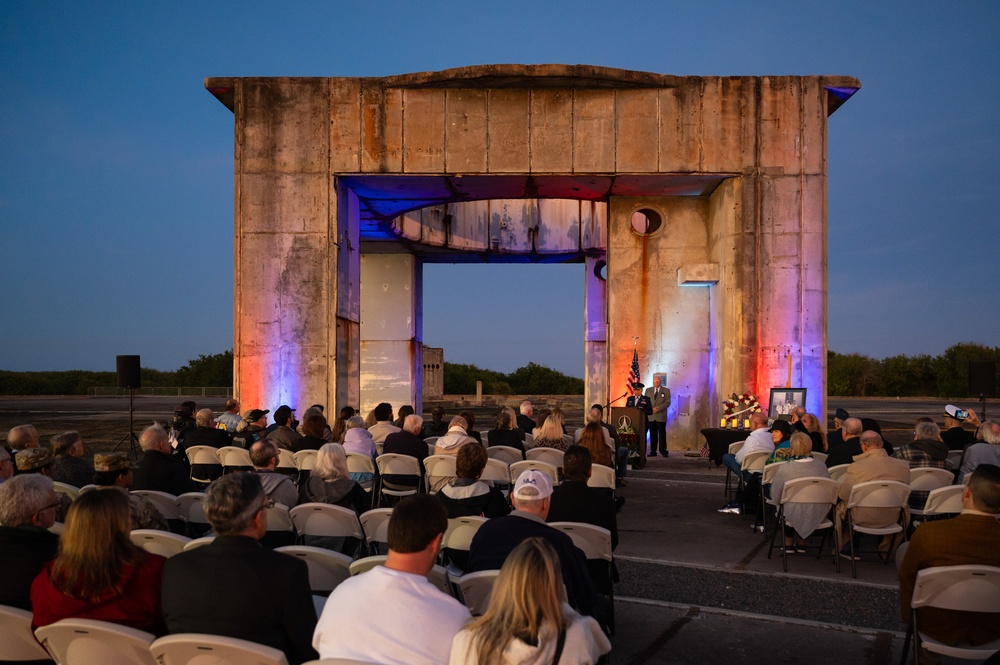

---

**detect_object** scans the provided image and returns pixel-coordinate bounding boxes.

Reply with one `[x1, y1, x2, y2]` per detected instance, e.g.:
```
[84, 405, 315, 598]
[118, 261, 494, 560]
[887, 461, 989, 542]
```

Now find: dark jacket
[421, 420, 449, 439]
[825, 437, 863, 468]
[382, 430, 429, 487]
[0, 525, 59, 610]
[51, 455, 94, 489]
[132, 449, 196, 496]
[292, 435, 326, 452]
[162, 535, 318, 665]
[942, 426, 976, 452]
[180, 426, 231, 450]
[484, 428, 525, 454]
[436, 479, 510, 519]
[516, 414, 536, 434]
[547, 480, 619, 551]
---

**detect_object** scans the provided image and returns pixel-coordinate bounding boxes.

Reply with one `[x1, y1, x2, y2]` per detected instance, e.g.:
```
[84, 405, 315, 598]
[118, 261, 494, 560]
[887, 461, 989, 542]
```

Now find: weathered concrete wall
[422, 346, 444, 398]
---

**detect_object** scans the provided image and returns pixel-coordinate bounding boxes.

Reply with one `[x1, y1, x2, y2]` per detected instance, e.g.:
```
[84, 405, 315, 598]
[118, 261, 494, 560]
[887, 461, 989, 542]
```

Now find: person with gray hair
[893, 419, 950, 511]
[517, 400, 536, 433]
[299, 443, 368, 550]
[180, 408, 232, 454]
[824, 417, 865, 468]
[958, 420, 1000, 480]
[382, 413, 430, 490]
[161, 473, 318, 664]
[0, 474, 60, 609]
[249, 440, 298, 508]
[50, 430, 93, 488]
[7, 424, 39, 453]
[434, 415, 476, 456]
[132, 423, 196, 496]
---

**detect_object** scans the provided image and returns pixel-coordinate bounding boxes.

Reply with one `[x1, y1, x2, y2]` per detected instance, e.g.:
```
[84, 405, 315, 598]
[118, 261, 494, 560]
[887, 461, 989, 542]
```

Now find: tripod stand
[113, 386, 140, 458]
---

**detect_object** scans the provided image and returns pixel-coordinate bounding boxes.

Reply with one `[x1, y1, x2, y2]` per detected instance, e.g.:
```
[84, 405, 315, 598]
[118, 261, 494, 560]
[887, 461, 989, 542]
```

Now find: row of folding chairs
[185, 445, 318, 483]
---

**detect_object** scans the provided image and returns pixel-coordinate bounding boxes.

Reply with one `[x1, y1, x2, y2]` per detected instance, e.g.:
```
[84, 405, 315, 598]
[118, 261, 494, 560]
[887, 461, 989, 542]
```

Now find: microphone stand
[605, 393, 629, 410]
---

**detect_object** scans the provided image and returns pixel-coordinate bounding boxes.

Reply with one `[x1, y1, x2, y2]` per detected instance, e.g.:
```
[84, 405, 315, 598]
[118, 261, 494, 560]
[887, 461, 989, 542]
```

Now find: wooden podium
[611, 406, 647, 469]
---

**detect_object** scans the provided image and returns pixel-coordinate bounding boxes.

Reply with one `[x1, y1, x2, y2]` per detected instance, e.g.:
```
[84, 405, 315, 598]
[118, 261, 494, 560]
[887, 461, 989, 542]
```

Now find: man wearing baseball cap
[467, 469, 605, 629]
[93, 452, 168, 531]
[941, 404, 981, 451]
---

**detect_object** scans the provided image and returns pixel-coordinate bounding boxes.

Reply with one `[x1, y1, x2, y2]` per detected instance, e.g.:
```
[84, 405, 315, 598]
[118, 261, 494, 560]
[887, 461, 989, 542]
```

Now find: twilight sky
[1, 1, 998, 377]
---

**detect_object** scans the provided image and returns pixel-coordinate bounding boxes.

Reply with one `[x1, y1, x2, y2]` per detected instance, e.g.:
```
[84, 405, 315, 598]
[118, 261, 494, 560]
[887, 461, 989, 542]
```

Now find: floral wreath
[722, 392, 761, 417]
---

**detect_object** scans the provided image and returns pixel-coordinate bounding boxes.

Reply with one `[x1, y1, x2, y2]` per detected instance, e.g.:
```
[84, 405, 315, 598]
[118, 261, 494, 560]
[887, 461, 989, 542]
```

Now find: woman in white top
[450, 537, 610, 665]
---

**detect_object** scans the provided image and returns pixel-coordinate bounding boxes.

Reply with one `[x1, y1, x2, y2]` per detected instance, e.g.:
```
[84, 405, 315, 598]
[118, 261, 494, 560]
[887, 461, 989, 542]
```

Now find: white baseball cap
[513, 469, 554, 500]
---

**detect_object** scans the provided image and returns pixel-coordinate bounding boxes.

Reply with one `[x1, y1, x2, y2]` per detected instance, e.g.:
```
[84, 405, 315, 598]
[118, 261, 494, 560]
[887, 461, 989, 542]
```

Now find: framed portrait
[768, 388, 807, 420]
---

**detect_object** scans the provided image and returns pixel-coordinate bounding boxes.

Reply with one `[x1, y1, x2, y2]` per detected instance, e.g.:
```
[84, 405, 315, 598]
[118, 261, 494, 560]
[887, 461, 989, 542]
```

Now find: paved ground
[2, 395, 991, 664]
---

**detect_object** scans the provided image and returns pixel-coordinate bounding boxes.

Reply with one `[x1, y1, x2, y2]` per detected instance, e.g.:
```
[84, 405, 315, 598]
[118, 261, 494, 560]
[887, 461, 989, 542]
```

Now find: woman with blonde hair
[531, 408, 570, 452]
[31, 488, 166, 634]
[801, 413, 827, 452]
[450, 537, 610, 665]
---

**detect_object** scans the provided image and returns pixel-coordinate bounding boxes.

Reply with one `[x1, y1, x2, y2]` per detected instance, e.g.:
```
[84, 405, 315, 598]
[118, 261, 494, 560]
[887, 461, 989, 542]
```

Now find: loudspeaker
[968, 361, 996, 397]
[116, 355, 141, 389]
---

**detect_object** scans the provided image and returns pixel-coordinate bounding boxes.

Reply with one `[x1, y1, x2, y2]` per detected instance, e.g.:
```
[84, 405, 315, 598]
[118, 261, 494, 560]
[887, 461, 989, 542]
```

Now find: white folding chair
[549, 521, 615, 630]
[480, 458, 511, 485]
[294, 449, 319, 472]
[348, 555, 451, 595]
[945, 449, 963, 471]
[359, 507, 394, 554]
[35, 617, 156, 665]
[738, 451, 769, 517]
[78, 484, 98, 495]
[587, 464, 616, 490]
[524, 433, 534, 447]
[758, 461, 787, 540]
[184, 445, 222, 483]
[374, 454, 422, 505]
[441, 516, 488, 570]
[510, 460, 559, 486]
[526, 447, 565, 469]
[828, 463, 851, 482]
[130, 529, 191, 558]
[182, 535, 215, 551]
[424, 436, 441, 448]
[424, 454, 457, 494]
[175, 492, 211, 536]
[921, 485, 965, 519]
[217, 445, 254, 473]
[52, 480, 81, 501]
[290, 502, 364, 544]
[150, 633, 289, 665]
[132, 490, 183, 521]
[49, 521, 64, 535]
[765, 477, 839, 572]
[723, 440, 744, 498]
[0, 604, 53, 660]
[276, 545, 353, 595]
[844, 479, 911, 578]
[458, 569, 501, 616]
[909, 467, 959, 520]
[812, 451, 828, 464]
[908, 565, 1000, 663]
[345, 453, 376, 496]
[486, 446, 522, 465]
[275, 448, 298, 475]
[262, 503, 297, 548]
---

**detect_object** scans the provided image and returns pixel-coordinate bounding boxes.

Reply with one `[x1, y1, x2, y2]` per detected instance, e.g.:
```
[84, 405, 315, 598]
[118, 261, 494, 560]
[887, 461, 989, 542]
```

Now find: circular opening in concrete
[629, 208, 662, 236]
[594, 259, 607, 281]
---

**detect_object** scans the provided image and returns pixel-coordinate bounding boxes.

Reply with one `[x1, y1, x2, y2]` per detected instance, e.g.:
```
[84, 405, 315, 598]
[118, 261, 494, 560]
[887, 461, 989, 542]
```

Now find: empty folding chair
[290, 502, 364, 555]
[587, 464, 616, 490]
[509, 460, 559, 487]
[458, 569, 501, 616]
[130, 529, 191, 558]
[217, 445, 254, 474]
[480, 458, 511, 487]
[276, 448, 299, 480]
[723, 441, 744, 499]
[182, 535, 216, 551]
[0, 604, 53, 661]
[441, 516, 488, 576]
[550, 521, 615, 632]
[345, 453, 376, 498]
[35, 617, 157, 665]
[424, 455, 457, 494]
[359, 508, 394, 555]
[486, 446, 522, 465]
[275, 546, 353, 596]
[184, 445, 223, 484]
[150, 633, 289, 665]
[828, 463, 851, 483]
[260, 503, 297, 549]
[374, 454, 422, 506]
[526, 447, 565, 469]
[920, 485, 965, 521]
[908, 467, 956, 521]
[175, 492, 211, 537]
[758, 461, 787, 541]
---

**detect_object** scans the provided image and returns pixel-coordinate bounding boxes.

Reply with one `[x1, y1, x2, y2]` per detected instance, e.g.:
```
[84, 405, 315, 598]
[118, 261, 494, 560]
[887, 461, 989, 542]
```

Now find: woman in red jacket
[31, 487, 166, 634]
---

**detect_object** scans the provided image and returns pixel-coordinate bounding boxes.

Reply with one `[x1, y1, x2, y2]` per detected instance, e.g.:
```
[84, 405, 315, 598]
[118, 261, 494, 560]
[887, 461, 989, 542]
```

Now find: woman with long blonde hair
[450, 537, 610, 665]
[531, 408, 570, 452]
[31, 488, 166, 634]
[801, 413, 827, 452]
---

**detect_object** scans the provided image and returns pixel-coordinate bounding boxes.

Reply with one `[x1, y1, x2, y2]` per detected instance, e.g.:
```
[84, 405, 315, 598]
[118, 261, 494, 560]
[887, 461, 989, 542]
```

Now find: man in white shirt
[313, 495, 471, 665]
[719, 412, 774, 513]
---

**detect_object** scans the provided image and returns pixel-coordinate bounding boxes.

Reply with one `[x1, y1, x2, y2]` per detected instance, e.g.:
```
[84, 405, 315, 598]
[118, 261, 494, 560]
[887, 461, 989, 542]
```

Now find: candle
[720, 418, 727, 428]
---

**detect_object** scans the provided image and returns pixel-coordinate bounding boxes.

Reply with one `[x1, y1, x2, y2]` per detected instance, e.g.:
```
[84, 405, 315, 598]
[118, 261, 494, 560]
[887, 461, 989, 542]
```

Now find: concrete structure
[206, 64, 859, 449]
[422, 346, 443, 399]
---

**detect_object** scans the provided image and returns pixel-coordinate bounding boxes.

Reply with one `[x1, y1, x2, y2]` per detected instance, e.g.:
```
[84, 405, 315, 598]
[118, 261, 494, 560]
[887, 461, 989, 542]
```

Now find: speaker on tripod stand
[114, 355, 141, 457]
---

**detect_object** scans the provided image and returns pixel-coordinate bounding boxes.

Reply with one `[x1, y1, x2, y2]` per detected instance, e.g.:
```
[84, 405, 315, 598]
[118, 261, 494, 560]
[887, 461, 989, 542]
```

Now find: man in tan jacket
[835, 431, 910, 557]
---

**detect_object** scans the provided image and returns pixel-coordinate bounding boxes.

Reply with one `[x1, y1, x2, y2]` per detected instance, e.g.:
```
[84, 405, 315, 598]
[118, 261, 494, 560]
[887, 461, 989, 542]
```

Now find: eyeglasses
[34, 500, 61, 516]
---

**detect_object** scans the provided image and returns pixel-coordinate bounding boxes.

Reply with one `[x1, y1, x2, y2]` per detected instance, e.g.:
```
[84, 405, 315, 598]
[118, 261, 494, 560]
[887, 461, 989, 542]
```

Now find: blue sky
[2, 1, 998, 377]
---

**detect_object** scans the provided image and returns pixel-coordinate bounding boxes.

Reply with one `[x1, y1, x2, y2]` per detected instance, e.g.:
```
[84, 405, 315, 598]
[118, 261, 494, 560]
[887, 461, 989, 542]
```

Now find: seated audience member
[800, 413, 827, 452]
[92, 452, 168, 531]
[299, 405, 335, 442]
[8, 423, 40, 455]
[266, 405, 303, 451]
[364, 408, 379, 429]
[531, 408, 571, 452]
[300, 443, 368, 514]
[0, 474, 60, 610]
[504, 406, 526, 440]
[232, 408, 269, 449]
[50, 430, 94, 488]
[827, 408, 849, 450]
[940, 404, 980, 451]
[898, 463, 1000, 653]
[367, 402, 401, 445]
[576, 421, 614, 469]
[16, 448, 73, 522]
[435, 416, 477, 456]
[860, 418, 894, 457]
[181, 408, 231, 451]
[31, 488, 166, 634]
[459, 410, 482, 445]
[293, 411, 329, 452]
[959, 420, 1000, 480]
[162, 473, 318, 664]
[214, 398, 242, 432]
[517, 400, 536, 435]
[485, 409, 526, 454]
[249, 441, 299, 508]
[531, 408, 553, 439]
[0, 448, 13, 484]
[170, 402, 197, 445]
[133, 423, 196, 496]
[468, 470, 604, 628]
[764, 420, 794, 464]
[382, 414, 430, 490]
[342, 416, 376, 484]
[824, 417, 864, 468]
[575, 404, 628, 486]
[437, 441, 509, 519]
[330, 406, 355, 444]
[313, 495, 471, 665]
[450, 537, 611, 665]
[789, 405, 807, 432]
[892, 420, 949, 511]
[769, 433, 831, 553]
[719, 412, 774, 514]
[547, 446, 618, 551]
[393, 404, 415, 429]
[834, 431, 910, 558]
[422, 405, 449, 439]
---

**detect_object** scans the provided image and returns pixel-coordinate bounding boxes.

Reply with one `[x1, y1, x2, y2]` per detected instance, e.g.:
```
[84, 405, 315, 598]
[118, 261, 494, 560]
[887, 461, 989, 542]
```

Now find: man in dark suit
[161, 473, 318, 665]
[382, 413, 429, 489]
[825, 417, 864, 468]
[133, 423, 197, 496]
[0, 474, 60, 610]
[547, 446, 618, 550]
[898, 463, 1000, 651]
[645, 375, 671, 457]
[516, 400, 537, 434]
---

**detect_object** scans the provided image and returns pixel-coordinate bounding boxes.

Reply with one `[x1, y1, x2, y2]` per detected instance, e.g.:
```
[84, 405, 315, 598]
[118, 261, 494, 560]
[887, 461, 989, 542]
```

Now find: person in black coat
[516, 400, 537, 434]
[825, 417, 864, 468]
[382, 414, 430, 489]
[0, 474, 60, 610]
[546, 446, 618, 550]
[485, 410, 525, 454]
[293, 412, 329, 452]
[133, 424, 197, 496]
[161, 473, 318, 665]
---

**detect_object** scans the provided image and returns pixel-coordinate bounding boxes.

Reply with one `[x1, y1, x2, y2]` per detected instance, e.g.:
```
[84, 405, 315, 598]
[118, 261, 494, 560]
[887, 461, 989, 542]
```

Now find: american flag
[627, 348, 640, 392]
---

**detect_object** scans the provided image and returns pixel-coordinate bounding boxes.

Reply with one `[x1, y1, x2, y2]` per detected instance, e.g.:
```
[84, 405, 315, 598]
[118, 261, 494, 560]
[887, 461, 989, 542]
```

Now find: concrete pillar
[584, 254, 608, 418]
[360, 253, 423, 418]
